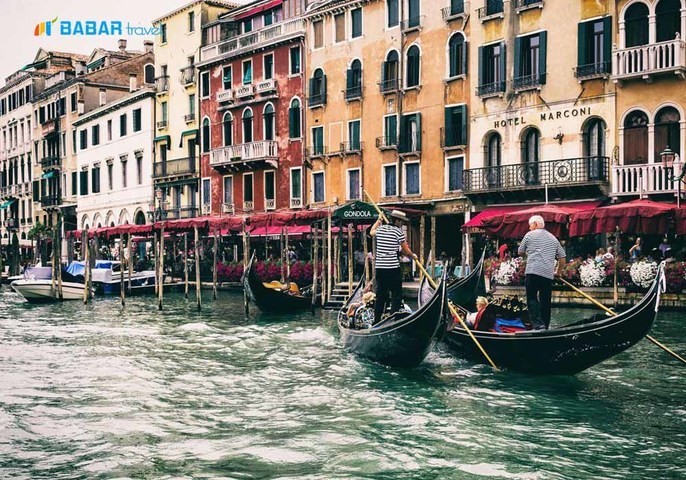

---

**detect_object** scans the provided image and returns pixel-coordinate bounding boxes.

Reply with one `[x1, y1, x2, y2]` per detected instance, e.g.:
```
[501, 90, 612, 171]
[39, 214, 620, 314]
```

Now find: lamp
[553, 127, 564, 144]
[661, 146, 684, 208]
[660, 145, 676, 169]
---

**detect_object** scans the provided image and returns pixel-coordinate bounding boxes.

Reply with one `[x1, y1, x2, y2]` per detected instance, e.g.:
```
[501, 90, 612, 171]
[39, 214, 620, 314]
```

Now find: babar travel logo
[33, 17, 160, 36]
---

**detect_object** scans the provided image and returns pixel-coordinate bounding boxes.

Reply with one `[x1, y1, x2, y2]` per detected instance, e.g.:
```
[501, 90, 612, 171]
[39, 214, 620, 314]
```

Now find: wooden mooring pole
[158, 226, 164, 311]
[194, 226, 201, 311]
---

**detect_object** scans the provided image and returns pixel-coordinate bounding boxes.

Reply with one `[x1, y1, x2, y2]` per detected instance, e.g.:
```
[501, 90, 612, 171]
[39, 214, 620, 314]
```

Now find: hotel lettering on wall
[493, 107, 592, 129]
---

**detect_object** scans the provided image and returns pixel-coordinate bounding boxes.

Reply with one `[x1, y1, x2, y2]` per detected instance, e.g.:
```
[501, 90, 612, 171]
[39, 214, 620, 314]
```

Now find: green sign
[333, 200, 389, 222]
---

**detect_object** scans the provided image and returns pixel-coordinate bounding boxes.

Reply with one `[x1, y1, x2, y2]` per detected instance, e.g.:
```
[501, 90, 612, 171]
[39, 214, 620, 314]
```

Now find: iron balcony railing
[341, 141, 363, 153]
[440, 127, 466, 149]
[514, 0, 543, 10]
[477, 80, 506, 97]
[511, 73, 546, 91]
[345, 85, 362, 101]
[463, 156, 609, 193]
[376, 136, 398, 150]
[305, 146, 327, 157]
[612, 39, 686, 80]
[157, 120, 168, 129]
[163, 207, 199, 220]
[40, 156, 60, 169]
[442, 1, 470, 20]
[574, 61, 611, 79]
[40, 194, 61, 207]
[477, 0, 504, 18]
[308, 92, 326, 107]
[379, 77, 401, 94]
[153, 157, 196, 178]
[184, 113, 196, 122]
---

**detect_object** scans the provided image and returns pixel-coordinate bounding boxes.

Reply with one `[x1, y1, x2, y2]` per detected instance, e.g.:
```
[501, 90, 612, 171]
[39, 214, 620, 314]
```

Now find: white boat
[67, 261, 157, 295]
[11, 279, 87, 303]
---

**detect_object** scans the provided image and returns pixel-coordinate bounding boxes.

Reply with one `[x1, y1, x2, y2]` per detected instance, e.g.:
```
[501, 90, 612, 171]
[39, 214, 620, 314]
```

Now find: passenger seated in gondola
[464, 296, 489, 329]
[346, 291, 376, 329]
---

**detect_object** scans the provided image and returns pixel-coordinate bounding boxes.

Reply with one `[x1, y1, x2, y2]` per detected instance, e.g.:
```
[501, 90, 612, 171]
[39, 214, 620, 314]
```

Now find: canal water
[1, 289, 684, 479]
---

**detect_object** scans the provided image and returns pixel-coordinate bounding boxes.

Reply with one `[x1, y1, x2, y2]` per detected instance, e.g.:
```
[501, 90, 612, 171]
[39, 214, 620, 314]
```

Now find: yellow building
[612, 0, 686, 201]
[151, 0, 236, 220]
[303, 0, 471, 258]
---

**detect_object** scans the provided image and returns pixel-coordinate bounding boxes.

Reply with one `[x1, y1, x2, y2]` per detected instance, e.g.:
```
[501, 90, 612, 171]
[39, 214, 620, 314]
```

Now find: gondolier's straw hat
[390, 210, 408, 221]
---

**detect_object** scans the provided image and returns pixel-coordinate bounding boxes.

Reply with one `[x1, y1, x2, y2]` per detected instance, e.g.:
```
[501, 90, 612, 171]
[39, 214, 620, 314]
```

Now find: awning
[41, 171, 57, 179]
[154, 135, 171, 145]
[249, 225, 310, 237]
[0, 199, 16, 210]
[179, 129, 199, 147]
[235, 0, 282, 20]
[676, 207, 686, 236]
[462, 206, 524, 233]
[569, 199, 676, 237]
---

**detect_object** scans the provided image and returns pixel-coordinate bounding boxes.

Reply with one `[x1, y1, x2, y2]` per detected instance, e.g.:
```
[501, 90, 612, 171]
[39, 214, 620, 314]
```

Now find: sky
[0, 0, 247, 82]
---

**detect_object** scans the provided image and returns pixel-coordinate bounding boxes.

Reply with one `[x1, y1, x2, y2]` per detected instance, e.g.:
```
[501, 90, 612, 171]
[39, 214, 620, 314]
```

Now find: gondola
[243, 252, 315, 313]
[418, 263, 667, 375]
[337, 272, 449, 368]
[443, 248, 487, 307]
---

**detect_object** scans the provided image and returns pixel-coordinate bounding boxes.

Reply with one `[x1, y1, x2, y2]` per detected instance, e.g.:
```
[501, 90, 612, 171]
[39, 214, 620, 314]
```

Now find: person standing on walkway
[518, 215, 566, 330]
[370, 210, 418, 324]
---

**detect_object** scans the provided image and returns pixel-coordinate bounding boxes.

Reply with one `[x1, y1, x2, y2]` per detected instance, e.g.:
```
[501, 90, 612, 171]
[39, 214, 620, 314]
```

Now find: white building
[73, 87, 155, 229]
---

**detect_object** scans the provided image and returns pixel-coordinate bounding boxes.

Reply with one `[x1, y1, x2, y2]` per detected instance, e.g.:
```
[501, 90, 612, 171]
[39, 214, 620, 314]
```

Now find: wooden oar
[557, 276, 686, 366]
[363, 190, 499, 370]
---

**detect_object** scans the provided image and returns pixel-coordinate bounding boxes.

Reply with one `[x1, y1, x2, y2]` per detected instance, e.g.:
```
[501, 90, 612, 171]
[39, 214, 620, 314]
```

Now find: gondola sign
[333, 200, 388, 222]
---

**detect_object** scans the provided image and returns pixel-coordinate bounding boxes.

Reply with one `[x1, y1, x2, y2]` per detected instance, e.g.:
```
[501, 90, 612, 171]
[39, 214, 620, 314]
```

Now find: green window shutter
[602, 17, 612, 69]
[346, 69, 354, 91]
[500, 42, 507, 88]
[289, 107, 296, 138]
[459, 105, 467, 146]
[308, 77, 315, 101]
[445, 107, 454, 147]
[539, 31, 547, 84]
[416, 113, 422, 151]
[478, 46, 484, 86]
[322, 74, 327, 104]
[399, 115, 408, 152]
[578, 22, 588, 67]
[462, 41, 468, 76]
[514, 37, 522, 80]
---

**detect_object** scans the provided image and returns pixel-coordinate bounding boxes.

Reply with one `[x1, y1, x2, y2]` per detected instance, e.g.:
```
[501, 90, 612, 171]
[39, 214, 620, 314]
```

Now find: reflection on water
[0, 289, 684, 479]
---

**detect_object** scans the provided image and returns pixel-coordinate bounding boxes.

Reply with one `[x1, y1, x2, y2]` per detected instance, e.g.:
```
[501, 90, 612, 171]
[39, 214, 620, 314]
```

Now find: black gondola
[443, 249, 487, 307]
[243, 252, 315, 313]
[337, 273, 449, 368]
[419, 262, 667, 375]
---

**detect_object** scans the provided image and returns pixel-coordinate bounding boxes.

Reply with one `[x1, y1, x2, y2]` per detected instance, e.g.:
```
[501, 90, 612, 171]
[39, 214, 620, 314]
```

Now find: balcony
[179, 66, 196, 86]
[344, 85, 362, 101]
[40, 194, 62, 207]
[235, 84, 255, 99]
[574, 61, 611, 81]
[201, 19, 306, 63]
[305, 146, 327, 158]
[463, 156, 610, 203]
[184, 113, 196, 123]
[440, 128, 467, 150]
[40, 156, 60, 169]
[442, 1, 470, 21]
[155, 76, 169, 93]
[341, 141, 363, 154]
[511, 73, 546, 92]
[163, 207, 199, 220]
[153, 157, 196, 179]
[477, 0, 504, 20]
[612, 163, 681, 197]
[0, 186, 8, 198]
[612, 39, 686, 83]
[514, 0, 543, 13]
[5, 218, 19, 229]
[216, 89, 234, 103]
[244, 201, 254, 212]
[210, 141, 278, 170]
[157, 120, 168, 129]
[379, 78, 401, 94]
[376, 136, 398, 150]
[308, 92, 326, 108]
[255, 78, 277, 95]
[222, 202, 234, 214]
[476, 81, 506, 97]
[265, 198, 275, 210]
[401, 16, 424, 33]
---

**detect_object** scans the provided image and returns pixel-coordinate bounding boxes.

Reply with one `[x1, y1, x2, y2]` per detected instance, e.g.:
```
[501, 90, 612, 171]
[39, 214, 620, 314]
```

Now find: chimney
[118, 39, 127, 51]
[143, 41, 154, 54]
[129, 74, 138, 92]
[99, 88, 106, 106]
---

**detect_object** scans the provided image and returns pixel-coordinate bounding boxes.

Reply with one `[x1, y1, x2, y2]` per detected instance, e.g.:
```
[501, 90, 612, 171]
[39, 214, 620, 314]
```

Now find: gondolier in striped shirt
[370, 210, 418, 324]
[518, 215, 566, 330]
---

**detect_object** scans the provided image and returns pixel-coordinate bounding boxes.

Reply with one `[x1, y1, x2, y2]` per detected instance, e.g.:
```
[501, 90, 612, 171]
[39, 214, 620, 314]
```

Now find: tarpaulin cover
[569, 199, 676, 236]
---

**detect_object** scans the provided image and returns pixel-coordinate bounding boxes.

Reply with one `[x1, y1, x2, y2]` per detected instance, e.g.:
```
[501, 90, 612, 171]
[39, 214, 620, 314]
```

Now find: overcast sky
[0, 0, 247, 82]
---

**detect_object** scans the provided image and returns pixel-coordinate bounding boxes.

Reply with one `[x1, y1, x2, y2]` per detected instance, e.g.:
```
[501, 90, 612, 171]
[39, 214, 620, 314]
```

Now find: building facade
[73, 88, 156, 230]
[151, 0, 236, 220]
[198, 0, 307, 216]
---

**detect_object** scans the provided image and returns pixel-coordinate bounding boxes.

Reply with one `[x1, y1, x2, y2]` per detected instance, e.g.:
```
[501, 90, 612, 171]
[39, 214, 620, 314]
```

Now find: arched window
[289, 98, 301, 139]
[448, 33, 466, 77]
[382, 50, 399, 91]
[406, 45, 420, 88]
[625, 3, 649, 47]
[485, 132, 502, 187]
[264, 103, 275, 141]
[309, 68, 326, 106]
[521, 128, 540, 185]
[144, 64, 155, 84]
[656, 0, 682, 42]
[654, 106, 681, 160]
[242, 108, 253, 143]
[202, 118, 210, 152]
[584, 118, 607, 180]
[623, 110, 649, 165]
[222, 112, 233, 146]
[346, 59, 363, 100]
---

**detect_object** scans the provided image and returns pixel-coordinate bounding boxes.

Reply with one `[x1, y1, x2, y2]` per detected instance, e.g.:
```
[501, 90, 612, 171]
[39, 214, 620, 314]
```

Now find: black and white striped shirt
[518, 228, 565, 279]
[375, 224, 405, 270]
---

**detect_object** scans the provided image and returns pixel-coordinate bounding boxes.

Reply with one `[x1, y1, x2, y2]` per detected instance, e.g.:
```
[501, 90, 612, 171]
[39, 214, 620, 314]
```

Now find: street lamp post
[149, 186, 166, 222]
[661, 146, 684, 208]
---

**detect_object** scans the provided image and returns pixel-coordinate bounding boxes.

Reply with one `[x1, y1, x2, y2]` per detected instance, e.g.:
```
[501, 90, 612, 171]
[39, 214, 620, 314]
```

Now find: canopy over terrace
[569, 199, 677, 237]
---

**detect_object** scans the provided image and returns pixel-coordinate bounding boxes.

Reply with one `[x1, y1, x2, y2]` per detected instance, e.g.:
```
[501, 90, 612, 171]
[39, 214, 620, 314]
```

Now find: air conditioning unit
[202, 204, 211, 215]
[222, 203, 234, 214]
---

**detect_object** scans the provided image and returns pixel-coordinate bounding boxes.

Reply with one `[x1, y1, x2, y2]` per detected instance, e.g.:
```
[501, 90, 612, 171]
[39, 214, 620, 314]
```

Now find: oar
[363, 190, 499, 370]
[557, 276, 686, 366]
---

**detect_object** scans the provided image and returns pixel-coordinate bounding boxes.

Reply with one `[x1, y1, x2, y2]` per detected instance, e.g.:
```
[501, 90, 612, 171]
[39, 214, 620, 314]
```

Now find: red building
[198, 0, 307, 216]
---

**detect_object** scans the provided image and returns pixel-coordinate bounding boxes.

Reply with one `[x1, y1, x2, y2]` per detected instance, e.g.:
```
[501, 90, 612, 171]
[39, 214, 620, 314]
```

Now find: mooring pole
[347, 223, 353, 297]
[128, 232, 133, 294]
[184, 232, 189, 299]
[194, 226, 201, 311]
[153, 232, 159, 296]
[120, 233, 125, 307]
[243, 224, 250, 315]
[82, 230, 89, 304]
[212, 232, 218, 300]
[158, 226, 164, 310]
[312, 225, 319, 311]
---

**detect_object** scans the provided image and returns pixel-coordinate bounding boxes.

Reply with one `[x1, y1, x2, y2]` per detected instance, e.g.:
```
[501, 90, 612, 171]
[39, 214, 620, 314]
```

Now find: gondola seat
[262, 281, 301, 296]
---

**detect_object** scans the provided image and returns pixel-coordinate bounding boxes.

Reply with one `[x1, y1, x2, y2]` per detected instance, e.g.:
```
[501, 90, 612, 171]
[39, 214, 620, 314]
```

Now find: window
[91, 165, 100, 193]
[444, 105, 467, 147]
[107, 163, 113, 190]
[188, 94, 196, 117]
[161, 102, 168, 123]
[72, 130, 76, 153]
[623, 110, 649, 165]
[188, 11, 195, 32]
[625, 3, 649, 47]
[121, 157, 128, 188]
[346, 59, 363, 100]
[351, 8, 363, 38]
[312, 126, 324, 155]
[313, 20, 324, 48]
[584, 118, 607, 181]
[243, 173, 254, 203]
[577, 18, 611, 77]
[654, 107, 680, 161]
[381, 50, 399, 92]
[222, 66, 232, 90]
[347, 168, 361, 200]
[71, 171, 77, 195]
[133, 108, 142, 132]
[406, 45, 420, 88]
[223, 112, 233, 146]
[399, 112, 421, 153]
[485, 0, 504, 16]
[485, 132, 502, 187]
[404, 162, 420, 195]
[657, 0, 681, 42]
[107, 120, 112, 141]
[136, 155, 143, 185]
[478, 42, 506, 95]
[522, 128, 540, 185]
[223, 175, 233, 205]
[145, 64, 155, 84]
[120, 114, 127, 136]
[383, 164, 397, 196]
[80, 129, 87, 150]
[408, 0, 421, 27]
[264, 10, 274, 26]
[446, 156, 464, 192]
[264, 104, 275, 141]
[202, 178, 211, 208]
[242, 108, 253, 143]
[290, 46, 301, 74]
[313, 171, 325, 203]
[348, 120, 361, 151]
[335, 13, 346, 43]
[289, 98, 302, 138]
[514, 32, 547, 89]
[308, 69, 327, 106]
[160, 23, 167, 43]
[201, 71, 210, 97]
[70, 92, 77, 112]
[80, 170, 88, 195]
[448, 33, 467, 77]
[92, 125, 100, 146]
[242, 60, 252, 85]
[384, 114, 398, 147]
[290, 167, 302, 206]
[263, 54, 274, 80]
[264, 171, 275, 209]
[202, 118, 210, 152]
[243, 18, 253, 34]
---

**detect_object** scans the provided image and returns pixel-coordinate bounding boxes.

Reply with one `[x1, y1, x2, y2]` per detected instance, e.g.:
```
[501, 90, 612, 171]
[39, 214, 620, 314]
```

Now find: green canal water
[1, 288, 685, 479]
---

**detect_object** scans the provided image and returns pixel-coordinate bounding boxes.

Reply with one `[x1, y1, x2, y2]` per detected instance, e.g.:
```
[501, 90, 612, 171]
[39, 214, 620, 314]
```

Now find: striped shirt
[518, 228, 565, 279]
[375, 224, 405, 269]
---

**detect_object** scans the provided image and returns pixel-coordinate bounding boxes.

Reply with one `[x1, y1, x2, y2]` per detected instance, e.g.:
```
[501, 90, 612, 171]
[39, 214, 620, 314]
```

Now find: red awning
[270, 211, 297, 227]
[569, 199, 676, 237]
[157, 218, 209, 232]
[234, 0, 282, 20]
[207, 216, 244, 234]
[675, 207, 686, 235]
[462, 206, 524, 233]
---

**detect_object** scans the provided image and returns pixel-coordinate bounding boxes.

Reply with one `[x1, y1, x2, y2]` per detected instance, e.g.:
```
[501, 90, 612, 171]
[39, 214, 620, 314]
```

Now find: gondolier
[370, 210, 418, 324]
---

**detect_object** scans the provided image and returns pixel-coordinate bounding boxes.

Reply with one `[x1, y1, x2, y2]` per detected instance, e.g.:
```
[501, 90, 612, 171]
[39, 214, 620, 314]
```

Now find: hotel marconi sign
[492, 107, 593, 129]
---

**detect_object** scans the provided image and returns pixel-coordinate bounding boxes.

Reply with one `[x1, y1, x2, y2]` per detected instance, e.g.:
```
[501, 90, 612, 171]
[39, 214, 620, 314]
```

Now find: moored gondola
[337, 273, 449, 368]
[419, 262, 666, 374]
[243, 252, 315, 313]
[444, 249, 487, 307]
